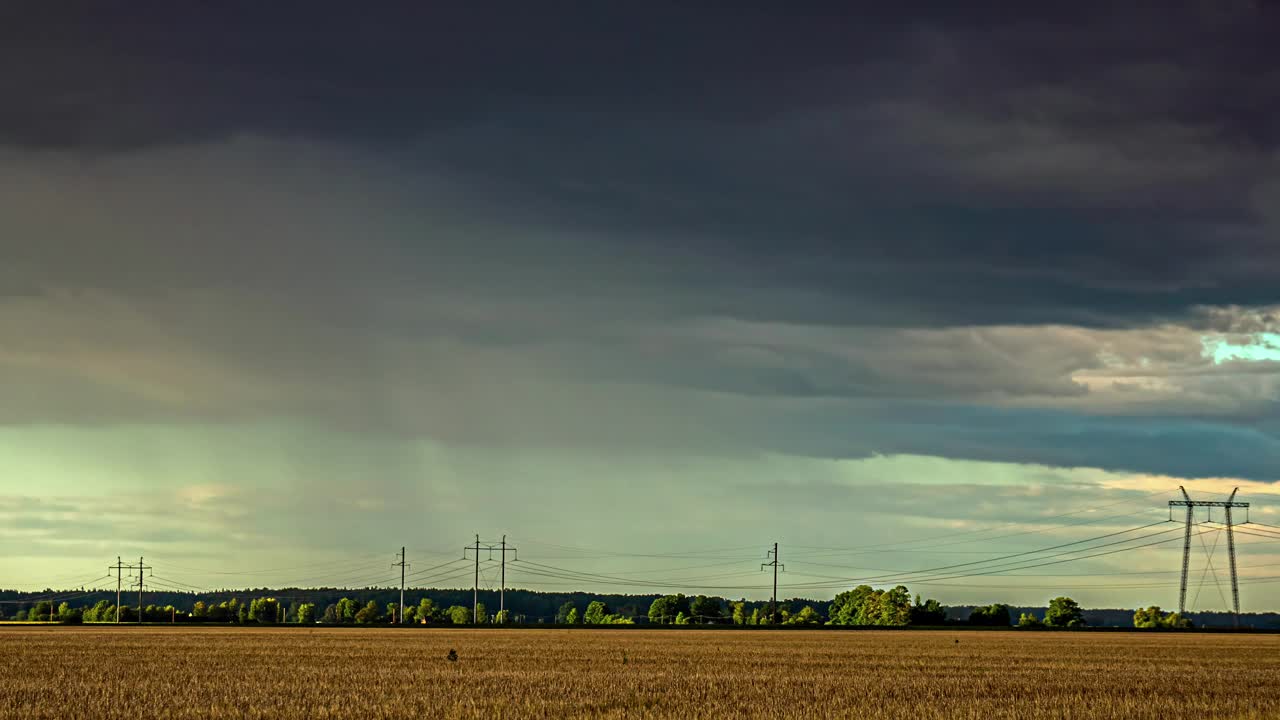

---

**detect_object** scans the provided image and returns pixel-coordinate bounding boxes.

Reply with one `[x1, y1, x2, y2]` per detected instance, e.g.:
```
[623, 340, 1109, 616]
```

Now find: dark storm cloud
[4, 2, 1280, 323]
[8, 1, 1277, 328]
[3, 2, 1280, 484]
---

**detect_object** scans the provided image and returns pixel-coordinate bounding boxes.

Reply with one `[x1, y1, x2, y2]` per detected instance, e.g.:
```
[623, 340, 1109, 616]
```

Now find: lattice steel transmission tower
[1169, 486, 1248, 620]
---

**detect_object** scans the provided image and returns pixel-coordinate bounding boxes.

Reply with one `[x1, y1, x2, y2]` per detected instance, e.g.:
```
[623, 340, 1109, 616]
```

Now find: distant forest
[3, 585, 1278, 630]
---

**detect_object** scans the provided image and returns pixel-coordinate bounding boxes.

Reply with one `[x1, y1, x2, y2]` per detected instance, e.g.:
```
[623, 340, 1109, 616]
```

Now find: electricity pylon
[463, 536, 517, 624]
[1169, 487, 1248, 621]
[392, 547, 410, 624]
[119, 557, 152, 625]
[761, 542, 784, 624]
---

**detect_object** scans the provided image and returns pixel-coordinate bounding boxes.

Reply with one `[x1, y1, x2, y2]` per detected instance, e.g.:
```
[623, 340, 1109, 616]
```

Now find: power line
[790, 489, 1174, 556]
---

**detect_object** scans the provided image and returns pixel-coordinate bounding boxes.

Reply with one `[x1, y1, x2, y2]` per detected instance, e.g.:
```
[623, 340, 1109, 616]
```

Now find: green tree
[556, 602, 576, 624]
[647, 595, 689, 624]
[418, 598, 437, 624]
[748, 607, 761, 626]
[248, 598, 280, 624]
[731, 601, 747, 625]
[84, 600, 112, 623]
[355, 601, 381, 625]
[674, 611, 689, 625]
[336, 598, 359, 624]
[566, 607, 580, 625]
[402, 605, 418, 625]
[782, 605, 822, 625]
[495, 609, 511, 625]
[968, 604, 1011, 627]
[829, 585, 913, 626]
[584, 601, 608, 625]
[320, 604, 339, 624]
[237, 606, 249, 625]
[1133, 606, 1157, 628]
[1044, 597, 1085, 628]
[828, 585, 873, 625]
[386, 603, 399, 623]
[475, 603, 488, 624]
[296, 603, 317, 624]
[1133, 606, 1192, 629]
[31, 601, 53, 622]
[1017, 612, 1044, 628]
[448, 605, 471, 625]
[911, 597, 947, 626]
[207, 602, 228, 623]
[191, 601, 207, 619]
[689, 595, 722, 624]
[56, 602, 81, 624]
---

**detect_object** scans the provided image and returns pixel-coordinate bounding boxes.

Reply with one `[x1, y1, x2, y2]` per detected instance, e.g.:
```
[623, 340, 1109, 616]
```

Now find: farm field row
[2, 627, 1278, 719]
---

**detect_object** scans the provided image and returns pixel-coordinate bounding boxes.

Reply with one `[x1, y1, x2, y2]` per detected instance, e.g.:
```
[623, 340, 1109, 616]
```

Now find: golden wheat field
[2, 627, 1279, 720]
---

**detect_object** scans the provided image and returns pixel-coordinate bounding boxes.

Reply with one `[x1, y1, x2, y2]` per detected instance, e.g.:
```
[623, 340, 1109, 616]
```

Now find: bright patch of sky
[1202, 333, 1280, 364]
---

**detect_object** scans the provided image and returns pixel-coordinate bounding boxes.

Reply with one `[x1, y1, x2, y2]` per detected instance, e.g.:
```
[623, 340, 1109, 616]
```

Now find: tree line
[2, 586, 1195, 630]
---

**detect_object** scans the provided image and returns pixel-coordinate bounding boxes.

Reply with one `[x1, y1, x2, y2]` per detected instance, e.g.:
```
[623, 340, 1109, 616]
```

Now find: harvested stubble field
[2, 627, 1279, 719]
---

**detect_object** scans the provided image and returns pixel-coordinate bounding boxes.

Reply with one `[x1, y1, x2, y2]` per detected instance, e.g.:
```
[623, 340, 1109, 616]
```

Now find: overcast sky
[3, 2, 1280, 610]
